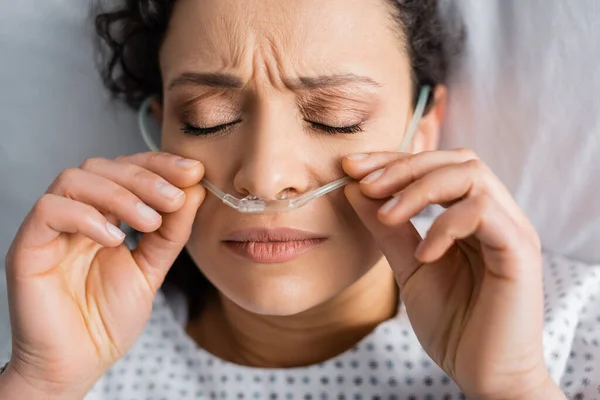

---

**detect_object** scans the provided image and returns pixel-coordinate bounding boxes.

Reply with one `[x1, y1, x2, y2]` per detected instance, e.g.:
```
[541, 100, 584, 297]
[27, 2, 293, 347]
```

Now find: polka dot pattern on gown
[2, 253, 597, 399]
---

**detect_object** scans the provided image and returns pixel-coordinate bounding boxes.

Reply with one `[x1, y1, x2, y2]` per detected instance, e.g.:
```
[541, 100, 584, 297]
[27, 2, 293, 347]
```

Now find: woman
[0, 0, 581, 398]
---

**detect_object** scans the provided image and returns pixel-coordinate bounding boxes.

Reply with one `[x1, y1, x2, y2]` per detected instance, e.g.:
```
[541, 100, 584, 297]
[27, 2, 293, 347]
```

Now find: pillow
[0, 1, 146, 344]
[440, 0, 600, 264]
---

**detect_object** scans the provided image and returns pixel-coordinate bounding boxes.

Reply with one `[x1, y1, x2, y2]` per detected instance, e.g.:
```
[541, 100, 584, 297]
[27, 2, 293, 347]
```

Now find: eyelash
[181, 121, 241, 136]
[181, 120, 364, 136]
[307, 121, 364, 135]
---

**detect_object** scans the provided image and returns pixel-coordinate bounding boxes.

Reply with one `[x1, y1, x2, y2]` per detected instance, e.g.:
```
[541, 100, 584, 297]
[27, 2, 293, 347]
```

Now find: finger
[78, 157, 188, 212]
[377, 160, 532, 234]
[355, 153, 539, 247]
[350, 148, 477, 199]
[47, 168, 162, 233]
[342, 152, 411, 180]
[113, 152, 204, 188]
[132, 184, 206, 293]
[376, 162, 475, 224]
[415, 193, 534, 281]
[14, 194, 125, 253]
[344, 183, 423, 289]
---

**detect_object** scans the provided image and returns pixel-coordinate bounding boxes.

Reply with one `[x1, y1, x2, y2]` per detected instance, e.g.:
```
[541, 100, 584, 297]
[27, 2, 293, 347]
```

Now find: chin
[215, 272, 348, 316]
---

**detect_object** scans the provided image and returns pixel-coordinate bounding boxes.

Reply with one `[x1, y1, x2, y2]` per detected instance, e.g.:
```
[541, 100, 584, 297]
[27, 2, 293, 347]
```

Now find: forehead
[160, 0, 409, 85]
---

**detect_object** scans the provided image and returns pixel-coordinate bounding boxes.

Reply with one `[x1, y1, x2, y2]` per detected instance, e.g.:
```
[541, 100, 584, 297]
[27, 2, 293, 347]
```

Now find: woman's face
[159, 0, 440, 315]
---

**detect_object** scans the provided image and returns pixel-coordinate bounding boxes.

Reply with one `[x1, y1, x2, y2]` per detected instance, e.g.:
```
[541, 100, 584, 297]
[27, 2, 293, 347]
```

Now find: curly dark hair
[94, 0, 463, 318]
[95, 0, 461, 110]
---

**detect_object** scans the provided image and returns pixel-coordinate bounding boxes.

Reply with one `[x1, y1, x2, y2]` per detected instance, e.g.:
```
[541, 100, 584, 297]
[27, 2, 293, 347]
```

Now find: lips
[222, 228, 326, 264]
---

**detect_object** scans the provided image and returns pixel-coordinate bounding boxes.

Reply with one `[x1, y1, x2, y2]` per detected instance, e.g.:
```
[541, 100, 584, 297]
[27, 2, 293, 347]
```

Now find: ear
[409, 85, 447, 153]
[150, 99, 164, 124]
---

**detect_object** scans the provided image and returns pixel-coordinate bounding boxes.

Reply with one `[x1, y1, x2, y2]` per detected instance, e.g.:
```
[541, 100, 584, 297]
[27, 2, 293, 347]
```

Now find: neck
[187, 258, 399, 368]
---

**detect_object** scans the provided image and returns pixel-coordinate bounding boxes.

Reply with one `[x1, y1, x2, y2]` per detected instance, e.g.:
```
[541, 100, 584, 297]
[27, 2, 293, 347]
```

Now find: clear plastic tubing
[139, 86, 431, 214]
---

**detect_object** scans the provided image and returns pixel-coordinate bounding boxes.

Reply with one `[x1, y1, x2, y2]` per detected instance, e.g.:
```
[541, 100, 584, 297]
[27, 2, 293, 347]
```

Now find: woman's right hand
[1, 152, 205, 399]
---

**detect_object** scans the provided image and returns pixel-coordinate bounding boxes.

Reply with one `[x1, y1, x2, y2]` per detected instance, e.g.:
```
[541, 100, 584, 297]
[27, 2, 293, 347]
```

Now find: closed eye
[307, 121, 364, 134]
[181, 120, 241, 136]
[180, 120, 363, 136]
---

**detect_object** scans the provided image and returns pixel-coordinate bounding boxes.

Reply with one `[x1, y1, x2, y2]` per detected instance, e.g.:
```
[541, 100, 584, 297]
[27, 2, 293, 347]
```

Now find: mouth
[222, 228, 327, 264]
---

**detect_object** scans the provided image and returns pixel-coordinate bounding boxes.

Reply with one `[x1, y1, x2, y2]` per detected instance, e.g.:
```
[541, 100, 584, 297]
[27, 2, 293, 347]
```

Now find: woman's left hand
[343, 149, 564, 400]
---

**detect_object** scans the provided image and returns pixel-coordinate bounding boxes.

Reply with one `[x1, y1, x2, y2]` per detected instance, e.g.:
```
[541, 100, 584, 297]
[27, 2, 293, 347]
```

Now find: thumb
[345, 182, 422, 288]
[133, 184, 206, 293]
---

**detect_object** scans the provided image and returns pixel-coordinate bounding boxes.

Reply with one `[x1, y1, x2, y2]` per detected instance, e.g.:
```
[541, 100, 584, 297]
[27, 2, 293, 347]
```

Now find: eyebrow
[168, 72, 244, 90]
[168, 72, 381, 91]
[290, 74, 382, 90]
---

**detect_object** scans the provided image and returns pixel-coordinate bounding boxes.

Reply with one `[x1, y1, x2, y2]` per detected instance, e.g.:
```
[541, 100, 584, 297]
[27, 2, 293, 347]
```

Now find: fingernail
[176, 158, 200, 168]
[156, 181, 183, 200]
[136, 202, 161, 222]
[361, 168, 385, 184]
[380, 195, 401, 215]
[106, 222, 126, 240]
[347, 153, 369, 161]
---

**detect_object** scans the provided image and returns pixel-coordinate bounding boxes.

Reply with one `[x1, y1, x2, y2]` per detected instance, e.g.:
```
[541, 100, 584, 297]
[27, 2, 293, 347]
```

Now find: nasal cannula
[138, 86, 431, 213]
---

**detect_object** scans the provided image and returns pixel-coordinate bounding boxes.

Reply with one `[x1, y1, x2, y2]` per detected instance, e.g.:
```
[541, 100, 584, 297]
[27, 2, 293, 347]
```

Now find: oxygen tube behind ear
[138, 86, 431, 213]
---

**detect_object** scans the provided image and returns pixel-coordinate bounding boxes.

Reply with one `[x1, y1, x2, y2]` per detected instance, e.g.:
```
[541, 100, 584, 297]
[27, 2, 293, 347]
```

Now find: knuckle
[464, 158, 486, 174]
[129, 166, 151, 187]
[53, 168, 80, 192]
[34, 194, 54, 216]
[390, 157, 409, 172]
[147, 151, 164, 165]
[400, 154, 416, 170]
[391, 156, 418, 179]
[423, 183, 439, 204]
[455, 147, 478, 160]
[80, 157, 104, 171]
[110, 186, 136, 206]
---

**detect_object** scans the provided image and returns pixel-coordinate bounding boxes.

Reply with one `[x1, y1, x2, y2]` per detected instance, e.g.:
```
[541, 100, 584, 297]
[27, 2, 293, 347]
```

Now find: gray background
[1, 0, 599, 353]
[0, 1, 145, 350]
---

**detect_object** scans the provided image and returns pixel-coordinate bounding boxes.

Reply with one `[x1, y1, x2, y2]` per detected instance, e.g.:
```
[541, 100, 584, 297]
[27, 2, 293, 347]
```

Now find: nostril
[274, 188, 294, 201]
[239, 187, 298, 202]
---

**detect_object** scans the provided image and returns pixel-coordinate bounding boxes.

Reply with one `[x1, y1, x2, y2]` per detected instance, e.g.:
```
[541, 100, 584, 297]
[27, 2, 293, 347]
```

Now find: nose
[233, 100, 310, 200]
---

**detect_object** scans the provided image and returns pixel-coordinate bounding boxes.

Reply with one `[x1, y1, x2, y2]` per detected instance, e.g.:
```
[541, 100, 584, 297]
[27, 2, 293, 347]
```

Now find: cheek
[160, 129, 219, 165]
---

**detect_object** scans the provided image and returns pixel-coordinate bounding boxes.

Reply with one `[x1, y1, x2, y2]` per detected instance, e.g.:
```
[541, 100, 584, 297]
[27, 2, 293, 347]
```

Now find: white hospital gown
[0, 253, 598, 399]
[67, 252, 600, 400]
